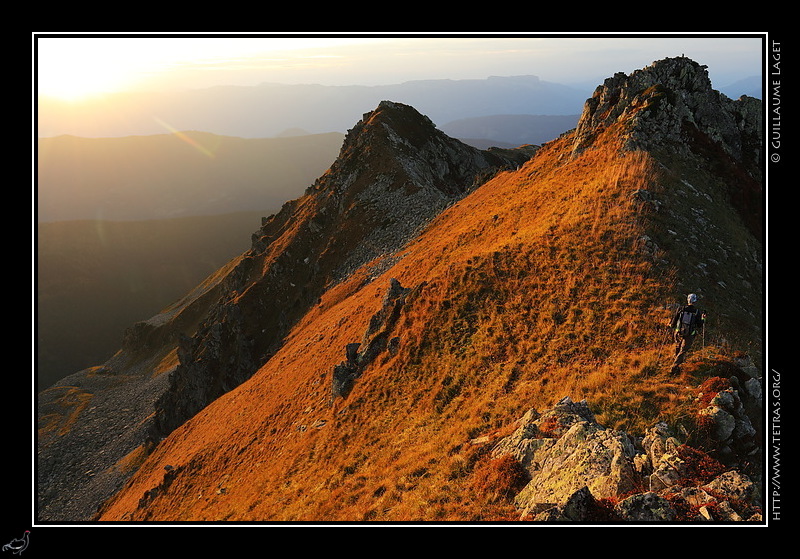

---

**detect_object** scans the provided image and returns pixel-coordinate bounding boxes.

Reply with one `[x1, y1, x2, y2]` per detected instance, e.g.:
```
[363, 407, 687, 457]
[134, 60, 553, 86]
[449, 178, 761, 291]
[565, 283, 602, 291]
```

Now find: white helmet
[687, 293, 698, 304]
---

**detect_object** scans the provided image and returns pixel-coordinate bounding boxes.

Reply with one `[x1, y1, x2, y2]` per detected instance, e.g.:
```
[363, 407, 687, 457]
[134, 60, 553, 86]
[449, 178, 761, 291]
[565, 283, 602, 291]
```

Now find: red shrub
[536, 416, 562, 438]
[470, 454, 529, 503]
[696, 377, 731, 407]
[676, 444, 726, 484]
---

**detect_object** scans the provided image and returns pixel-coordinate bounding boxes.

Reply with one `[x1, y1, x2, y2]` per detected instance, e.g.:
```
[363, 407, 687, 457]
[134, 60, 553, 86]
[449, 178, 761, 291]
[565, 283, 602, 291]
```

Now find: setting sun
[36, 37, 165, 101]
[38, 62, 134, 101]
[35, 35, 393, 101]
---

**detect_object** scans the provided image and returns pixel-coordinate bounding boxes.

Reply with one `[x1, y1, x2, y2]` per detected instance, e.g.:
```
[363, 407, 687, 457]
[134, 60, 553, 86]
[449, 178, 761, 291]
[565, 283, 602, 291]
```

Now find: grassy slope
[97, 127, 762, 522]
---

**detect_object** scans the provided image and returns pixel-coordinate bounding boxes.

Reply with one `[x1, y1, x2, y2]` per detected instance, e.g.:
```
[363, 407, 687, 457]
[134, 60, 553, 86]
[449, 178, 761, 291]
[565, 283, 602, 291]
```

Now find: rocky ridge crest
[572, 56, 762, 181]
[38, 100, 529, 522]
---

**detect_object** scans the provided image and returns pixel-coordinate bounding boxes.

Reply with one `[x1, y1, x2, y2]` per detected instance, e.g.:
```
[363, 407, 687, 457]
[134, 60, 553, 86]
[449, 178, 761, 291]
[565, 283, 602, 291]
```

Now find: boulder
[487, 389, 763, 522]
[492, 397, 640, 515]
[614, 492, 676, 521]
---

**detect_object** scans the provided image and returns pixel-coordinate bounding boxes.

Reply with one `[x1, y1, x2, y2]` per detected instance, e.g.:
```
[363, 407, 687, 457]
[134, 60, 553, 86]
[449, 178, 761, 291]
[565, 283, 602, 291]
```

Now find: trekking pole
[702, 313, 707, 349]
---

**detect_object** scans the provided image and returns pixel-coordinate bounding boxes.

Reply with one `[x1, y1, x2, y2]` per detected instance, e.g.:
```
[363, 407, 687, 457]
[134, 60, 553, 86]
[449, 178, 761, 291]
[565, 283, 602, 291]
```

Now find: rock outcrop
[488, 362, 763, 522]
[572, 56, 762, 177]
[37, 100, 535, 522]
[571, 57, 763, 241]
[37, 57, 764, 525]
[332, 278, 411, 400]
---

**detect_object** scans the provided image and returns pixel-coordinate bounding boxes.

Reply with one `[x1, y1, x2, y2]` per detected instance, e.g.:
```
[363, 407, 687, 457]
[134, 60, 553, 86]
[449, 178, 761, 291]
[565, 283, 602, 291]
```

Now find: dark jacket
[671, 304, 704, 337]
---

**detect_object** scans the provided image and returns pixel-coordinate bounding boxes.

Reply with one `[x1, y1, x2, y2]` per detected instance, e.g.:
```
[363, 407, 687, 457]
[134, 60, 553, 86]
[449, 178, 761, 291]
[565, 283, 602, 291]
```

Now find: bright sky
[34, 33, 765, 102]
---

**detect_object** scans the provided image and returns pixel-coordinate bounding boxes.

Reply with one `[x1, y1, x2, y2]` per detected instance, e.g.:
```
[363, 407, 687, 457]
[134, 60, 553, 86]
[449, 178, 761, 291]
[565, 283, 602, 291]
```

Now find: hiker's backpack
[676, 307, 699, 336]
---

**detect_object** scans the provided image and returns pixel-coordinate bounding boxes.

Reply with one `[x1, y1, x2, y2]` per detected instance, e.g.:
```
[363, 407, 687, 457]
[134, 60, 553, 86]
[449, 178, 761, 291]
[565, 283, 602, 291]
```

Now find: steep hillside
[90, 57, 763, 523]
[146, 101, 535, 444]
[37, 101, 533, 522]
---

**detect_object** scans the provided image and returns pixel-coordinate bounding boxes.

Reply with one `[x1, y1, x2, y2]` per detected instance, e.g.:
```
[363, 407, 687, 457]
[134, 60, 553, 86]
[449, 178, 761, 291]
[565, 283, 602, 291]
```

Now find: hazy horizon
[35, 33, 764, 99]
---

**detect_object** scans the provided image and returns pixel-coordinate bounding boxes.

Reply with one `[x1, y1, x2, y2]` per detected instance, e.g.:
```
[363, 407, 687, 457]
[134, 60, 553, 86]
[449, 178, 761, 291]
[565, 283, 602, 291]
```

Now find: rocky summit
[37, 57, 764, 524]
[573, 56, 762, 169]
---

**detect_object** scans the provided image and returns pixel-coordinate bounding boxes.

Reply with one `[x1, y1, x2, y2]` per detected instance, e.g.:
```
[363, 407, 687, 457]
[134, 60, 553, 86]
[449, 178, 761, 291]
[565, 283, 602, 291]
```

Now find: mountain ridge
[37, 99, 535, 522]
[37, 57, 764, 524]
[36, 75, 592, 139]
[147, 100, 537, 443]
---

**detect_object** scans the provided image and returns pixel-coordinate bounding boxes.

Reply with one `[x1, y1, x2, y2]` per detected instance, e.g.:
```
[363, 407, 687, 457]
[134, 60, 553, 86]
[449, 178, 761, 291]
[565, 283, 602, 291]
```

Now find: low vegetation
[97, 119, 761, 523]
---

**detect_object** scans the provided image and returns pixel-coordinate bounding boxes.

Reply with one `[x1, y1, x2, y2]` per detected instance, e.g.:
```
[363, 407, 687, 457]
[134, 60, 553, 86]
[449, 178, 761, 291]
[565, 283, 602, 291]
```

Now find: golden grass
[114, 444, 150, 475]
[97, 128, 760, 523]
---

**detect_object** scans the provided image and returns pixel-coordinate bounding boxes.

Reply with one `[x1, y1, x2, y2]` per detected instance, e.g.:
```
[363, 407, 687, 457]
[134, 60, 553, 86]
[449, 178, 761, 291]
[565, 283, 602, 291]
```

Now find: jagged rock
[345, 343, 361, 363]
[359, 278, 410, 366]
[699, 404, 737, 442]
[696, 380, 759, 461]
[674, 485, 716, 509]
[702, 470, 761, 505]
[492, 389, 763, 522]
[491, 397, 593, 473]
[514, 420, 639, 508]
[331, 278, 411, 400]
[640, 422, 681, 467]
[313, 101, 536, 283]
[744, 378, 762, 406]
[636, 422, 685, 489]
[572, 56, 764, 243]
[331, 361, 359, 401]
[648, 451, 692, 493]
[711, 500, 744, 521]
[572, 57, 762, 180]
[529, 486, 604, 522]
[496, 397, 640, 514]
[734, 355, 761, 379]
[614, 492, 676, 522]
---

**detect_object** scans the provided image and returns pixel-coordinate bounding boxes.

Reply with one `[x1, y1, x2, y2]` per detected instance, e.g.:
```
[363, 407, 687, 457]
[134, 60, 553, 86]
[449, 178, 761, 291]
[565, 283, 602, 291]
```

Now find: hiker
[669, 293, 706, 374]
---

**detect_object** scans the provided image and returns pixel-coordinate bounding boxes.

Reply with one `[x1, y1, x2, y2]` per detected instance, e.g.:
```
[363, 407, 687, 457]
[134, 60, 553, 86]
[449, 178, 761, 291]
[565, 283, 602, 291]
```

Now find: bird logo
[2, 531, 29, 555]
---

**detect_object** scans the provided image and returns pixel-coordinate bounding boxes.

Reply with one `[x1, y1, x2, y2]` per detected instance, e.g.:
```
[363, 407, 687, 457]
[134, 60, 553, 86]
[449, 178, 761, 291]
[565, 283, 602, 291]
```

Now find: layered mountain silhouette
[37, 132, 344, 222]
[36, 212, 273, 389]
[37, 75, 590, 139]
[36, 57, 764, 524]
[36, 132, 345, 390]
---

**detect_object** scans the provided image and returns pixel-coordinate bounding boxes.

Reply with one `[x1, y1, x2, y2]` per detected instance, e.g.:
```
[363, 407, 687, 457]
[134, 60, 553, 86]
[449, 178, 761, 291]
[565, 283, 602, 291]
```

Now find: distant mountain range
[36, 212, 267, 389]
[36, 132, 344, 222]
[718, 74, 763, 99]
[37, 75, 588, 139]
[37, 74, 761, 141]
[441, 114, 580, 148]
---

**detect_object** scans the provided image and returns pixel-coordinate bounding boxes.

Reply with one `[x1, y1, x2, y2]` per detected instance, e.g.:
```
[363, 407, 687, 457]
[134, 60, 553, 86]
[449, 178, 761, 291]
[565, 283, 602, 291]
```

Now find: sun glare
[36, 38, 160, 101]
[36, 36, 391, 101]
[38, 65, 132, 101]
